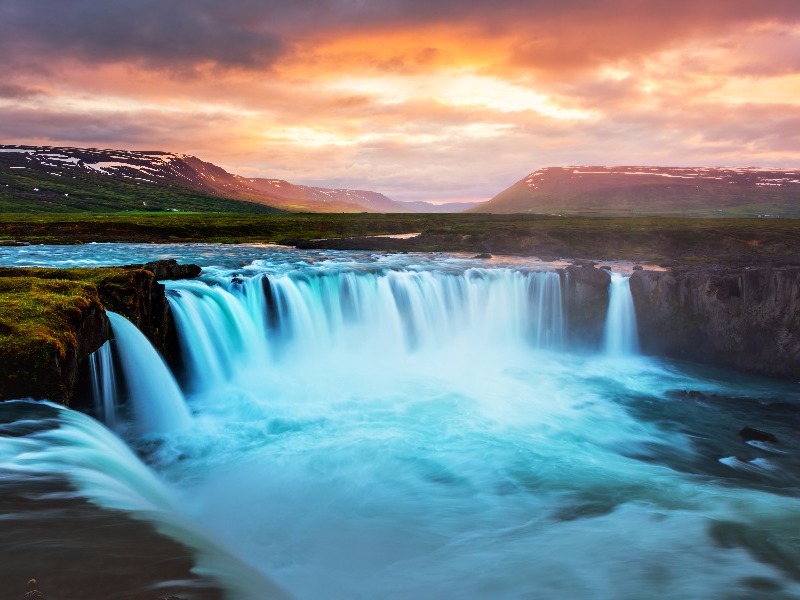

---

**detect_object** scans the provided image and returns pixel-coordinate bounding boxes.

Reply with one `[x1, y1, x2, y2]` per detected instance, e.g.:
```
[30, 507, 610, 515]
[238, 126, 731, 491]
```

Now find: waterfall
[88, 340, 118, 428]
[107, 312, 192, 434]
[167, 269, 564, 391]
[604, 273, 639, 356]
[0, 401, 289, 600]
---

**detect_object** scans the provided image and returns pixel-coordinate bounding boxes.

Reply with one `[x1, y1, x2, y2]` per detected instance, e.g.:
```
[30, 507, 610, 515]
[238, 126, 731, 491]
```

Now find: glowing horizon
[1, 1, 798, 203]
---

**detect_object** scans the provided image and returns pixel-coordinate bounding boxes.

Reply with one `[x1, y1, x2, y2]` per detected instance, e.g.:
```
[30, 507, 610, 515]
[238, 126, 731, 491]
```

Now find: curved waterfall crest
[166, 267, 566, 392]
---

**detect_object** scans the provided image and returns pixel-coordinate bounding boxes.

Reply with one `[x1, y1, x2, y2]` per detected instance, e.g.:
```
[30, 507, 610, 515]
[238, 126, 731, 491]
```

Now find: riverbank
[0, 260, 198, 402]
[2, 213, 800, 265]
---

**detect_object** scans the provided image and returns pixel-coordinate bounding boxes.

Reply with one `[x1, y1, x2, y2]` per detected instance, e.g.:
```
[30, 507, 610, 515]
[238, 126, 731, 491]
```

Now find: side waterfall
[107, 311, 192, 434]
[603, 273, 639, 356]
[88, 340, 118, 428]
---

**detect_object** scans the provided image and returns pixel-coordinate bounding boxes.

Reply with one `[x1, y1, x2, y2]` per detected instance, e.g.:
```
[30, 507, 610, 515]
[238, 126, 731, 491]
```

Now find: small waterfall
[166, 269, 565, 392]
[88, 340, 118, 428]
[604, 273, 639, 356]
[107, 312, 192, 434]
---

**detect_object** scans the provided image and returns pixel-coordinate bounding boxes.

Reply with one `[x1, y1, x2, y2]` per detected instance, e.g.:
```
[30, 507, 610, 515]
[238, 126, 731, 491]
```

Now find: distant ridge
[473, 166, 800, 216]
[0, 145, 468, 213]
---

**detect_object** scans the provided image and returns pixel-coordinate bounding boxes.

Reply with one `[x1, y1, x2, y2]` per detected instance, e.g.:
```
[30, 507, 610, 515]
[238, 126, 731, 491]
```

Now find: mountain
[398, 200, 484, 213]
[0, 145, 453, 213]
[474, 166, 800, 216]
[243, 178, 405, 212]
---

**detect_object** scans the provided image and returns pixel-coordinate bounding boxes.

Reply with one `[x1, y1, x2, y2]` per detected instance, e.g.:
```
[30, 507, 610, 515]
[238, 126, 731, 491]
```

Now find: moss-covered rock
[0, 276, 108, 401]
[0, 261, 200, 403]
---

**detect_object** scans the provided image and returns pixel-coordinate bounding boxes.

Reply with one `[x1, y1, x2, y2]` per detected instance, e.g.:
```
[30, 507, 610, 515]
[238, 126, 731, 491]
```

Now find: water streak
[604, 273, 639, 356]
[88, 340, 118, 428]
[107, 311, 192, 434]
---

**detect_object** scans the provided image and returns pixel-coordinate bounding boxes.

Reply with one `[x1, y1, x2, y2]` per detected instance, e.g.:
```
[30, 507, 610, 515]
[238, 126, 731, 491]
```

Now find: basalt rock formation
[563, 265, 611, 347]
[0, 260, 201, 403]
[630, 265, 800, 378]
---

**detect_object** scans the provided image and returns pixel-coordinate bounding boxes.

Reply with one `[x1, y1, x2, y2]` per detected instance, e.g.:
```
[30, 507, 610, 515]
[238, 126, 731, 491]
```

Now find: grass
[0, 275, 101, 398]
[0, 266, 162, 400]
[1, 213, 800, 263]
[0, 164, 282, 214]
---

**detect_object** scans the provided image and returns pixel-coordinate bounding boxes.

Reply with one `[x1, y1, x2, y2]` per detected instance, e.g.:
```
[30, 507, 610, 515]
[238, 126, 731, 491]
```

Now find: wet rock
[141, 259, 201, 281]
[473, 253, 493, 259]
[633, 264, 643, 271]
[600, 265, 612, 271]
[739, 427, 779, 444]
[630, 265, 800, 378]
[563, 265, 611, 348]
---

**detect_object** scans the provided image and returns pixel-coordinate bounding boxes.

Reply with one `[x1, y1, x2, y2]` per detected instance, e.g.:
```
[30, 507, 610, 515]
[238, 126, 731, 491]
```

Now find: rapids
[1, 244, 799, 600]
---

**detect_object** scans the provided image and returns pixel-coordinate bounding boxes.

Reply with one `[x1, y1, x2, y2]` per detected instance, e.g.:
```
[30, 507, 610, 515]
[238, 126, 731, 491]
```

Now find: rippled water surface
[1, 244, 799, 600]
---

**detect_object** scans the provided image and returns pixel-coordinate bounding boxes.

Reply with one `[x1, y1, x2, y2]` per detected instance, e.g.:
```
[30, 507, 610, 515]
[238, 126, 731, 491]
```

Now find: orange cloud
[1, 1, 799, 202]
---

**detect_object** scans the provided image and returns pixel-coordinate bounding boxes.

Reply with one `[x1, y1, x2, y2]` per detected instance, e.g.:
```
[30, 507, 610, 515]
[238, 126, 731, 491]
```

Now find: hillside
[474, 166, 800, 216]
[0, 146, 447, 213]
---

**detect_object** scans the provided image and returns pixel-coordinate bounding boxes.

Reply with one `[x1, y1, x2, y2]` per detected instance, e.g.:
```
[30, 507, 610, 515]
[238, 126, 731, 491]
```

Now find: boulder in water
[739, 427, 778, 444]
[473, 253, 493, 259]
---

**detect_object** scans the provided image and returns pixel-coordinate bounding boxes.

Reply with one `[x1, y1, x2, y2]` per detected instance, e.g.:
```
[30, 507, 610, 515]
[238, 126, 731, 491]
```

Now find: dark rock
[563, 265, 610, 348]
[739, 427, 779, 443]
[473, 253, 493, 259]
[630, 265, 800, 378]
[0, 303, 109, 403]
[572, 259, 597, 268]
[141, 259, 201, 281]
[633, 264, 643, 271]
[231, 277, 244, 285]
[600, 265, 612, 271]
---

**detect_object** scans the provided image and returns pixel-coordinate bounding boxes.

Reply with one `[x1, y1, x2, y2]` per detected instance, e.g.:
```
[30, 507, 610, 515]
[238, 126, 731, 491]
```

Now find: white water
[89, 340, 118, 428]
[107, 311, 192, 434]
[604, 273, 639, 356]
[168, 269, 564, 394]
[0, 402, 289, 600]
[1, 246, 799, 600]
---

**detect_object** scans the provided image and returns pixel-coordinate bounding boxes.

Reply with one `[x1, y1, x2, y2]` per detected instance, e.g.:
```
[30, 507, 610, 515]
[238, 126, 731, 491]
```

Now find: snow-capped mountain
[474, 166, 800, 216]
[0, 145, 460, 213]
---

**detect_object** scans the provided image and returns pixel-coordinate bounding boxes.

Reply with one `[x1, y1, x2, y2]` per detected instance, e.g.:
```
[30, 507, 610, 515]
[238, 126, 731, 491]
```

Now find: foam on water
[1, 244, 799, 599]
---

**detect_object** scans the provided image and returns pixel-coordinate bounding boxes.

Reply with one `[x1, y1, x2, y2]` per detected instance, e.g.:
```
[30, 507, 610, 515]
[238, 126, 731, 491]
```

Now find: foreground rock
[0, 261, 201, 403]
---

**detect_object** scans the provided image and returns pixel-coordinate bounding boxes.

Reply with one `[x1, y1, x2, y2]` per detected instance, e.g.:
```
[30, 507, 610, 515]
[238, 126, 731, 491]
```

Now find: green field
[1, 213, 799, 263]
[0, 164, 282, 214]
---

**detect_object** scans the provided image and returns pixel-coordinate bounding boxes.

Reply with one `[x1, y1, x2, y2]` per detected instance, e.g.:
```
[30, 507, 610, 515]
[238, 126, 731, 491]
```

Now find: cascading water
[1, 245, 799, 600]
[604, 272, 639, 356]
[89, 340, 118, 428]
[107, 311, 192, 434]
[0, 401, 288, 600]
[167, 268, 564, 394]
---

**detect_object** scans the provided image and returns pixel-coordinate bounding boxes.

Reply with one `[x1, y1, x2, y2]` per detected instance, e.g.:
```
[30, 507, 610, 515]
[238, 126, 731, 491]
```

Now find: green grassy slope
[0, 164, 283, 214]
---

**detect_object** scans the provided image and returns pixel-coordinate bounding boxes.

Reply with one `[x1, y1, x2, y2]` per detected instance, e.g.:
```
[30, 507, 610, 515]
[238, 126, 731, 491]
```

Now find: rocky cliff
[630, 265, 800, 378]
[562, 265, 610, 348]
[0, 260, 200, 403]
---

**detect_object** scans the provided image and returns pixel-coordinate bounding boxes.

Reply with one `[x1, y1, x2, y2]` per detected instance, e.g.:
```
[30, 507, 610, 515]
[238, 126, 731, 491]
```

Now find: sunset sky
[1, 1, 799, 203]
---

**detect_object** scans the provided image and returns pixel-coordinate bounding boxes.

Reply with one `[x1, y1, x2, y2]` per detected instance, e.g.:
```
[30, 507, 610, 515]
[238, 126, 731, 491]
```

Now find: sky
[1, 1, 799, 203]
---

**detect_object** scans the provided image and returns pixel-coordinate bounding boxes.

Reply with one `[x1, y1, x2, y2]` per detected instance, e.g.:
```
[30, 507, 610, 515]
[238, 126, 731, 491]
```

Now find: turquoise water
[1, 244, 799, 600]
